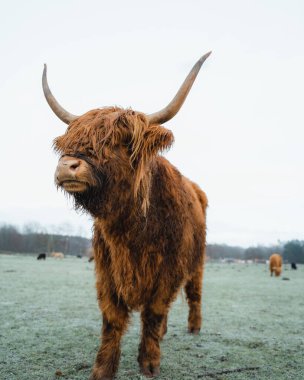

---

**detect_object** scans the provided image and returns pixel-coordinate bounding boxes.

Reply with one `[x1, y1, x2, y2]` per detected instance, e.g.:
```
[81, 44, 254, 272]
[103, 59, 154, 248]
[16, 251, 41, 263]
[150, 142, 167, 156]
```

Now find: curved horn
[42, 64, 78, 124]
[147, 51, 211, 125]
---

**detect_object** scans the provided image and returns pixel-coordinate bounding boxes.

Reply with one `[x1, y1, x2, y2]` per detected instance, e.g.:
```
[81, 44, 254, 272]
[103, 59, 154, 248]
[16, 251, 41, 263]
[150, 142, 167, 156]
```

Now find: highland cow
[269, 254, 282, 277]
[42, 52, 211, 379]
[51, 252, 64, 259]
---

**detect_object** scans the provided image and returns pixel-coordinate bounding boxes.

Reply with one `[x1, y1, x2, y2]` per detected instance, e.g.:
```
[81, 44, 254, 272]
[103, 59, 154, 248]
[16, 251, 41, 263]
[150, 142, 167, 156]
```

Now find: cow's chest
[108, 245, 163, 310]
[97, 217, 164, 308]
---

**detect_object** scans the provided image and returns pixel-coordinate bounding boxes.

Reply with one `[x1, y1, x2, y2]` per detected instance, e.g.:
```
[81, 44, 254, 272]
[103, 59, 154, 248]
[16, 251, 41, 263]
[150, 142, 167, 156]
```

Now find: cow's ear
[144, 125, 174, 155]
[129, 123, 174, 169]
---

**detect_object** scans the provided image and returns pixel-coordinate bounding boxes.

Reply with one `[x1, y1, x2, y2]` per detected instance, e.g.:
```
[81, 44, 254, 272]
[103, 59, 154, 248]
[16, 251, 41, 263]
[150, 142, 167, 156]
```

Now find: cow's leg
[159, 314, 167, 341]
[138, 305, 168, 378]
[137, 284, 180, 379]
[90, 297, 129, 380]
[185, 266, 203, 334]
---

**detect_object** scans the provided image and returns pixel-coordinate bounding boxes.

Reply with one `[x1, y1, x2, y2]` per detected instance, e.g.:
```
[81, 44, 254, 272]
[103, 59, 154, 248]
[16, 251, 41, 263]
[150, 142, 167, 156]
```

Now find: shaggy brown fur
[53, 107, 207, 379]
[269, 254, 282, 277]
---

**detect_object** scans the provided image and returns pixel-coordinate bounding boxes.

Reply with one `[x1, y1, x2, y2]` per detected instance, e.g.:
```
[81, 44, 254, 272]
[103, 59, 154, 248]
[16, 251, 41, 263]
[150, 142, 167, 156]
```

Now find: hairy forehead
[53, 107, 149, 155]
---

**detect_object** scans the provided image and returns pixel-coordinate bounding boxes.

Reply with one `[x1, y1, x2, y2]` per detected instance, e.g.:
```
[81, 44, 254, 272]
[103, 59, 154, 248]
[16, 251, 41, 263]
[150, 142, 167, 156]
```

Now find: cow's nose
[63, 159, 81, 172]
[56, 157, 82, 183]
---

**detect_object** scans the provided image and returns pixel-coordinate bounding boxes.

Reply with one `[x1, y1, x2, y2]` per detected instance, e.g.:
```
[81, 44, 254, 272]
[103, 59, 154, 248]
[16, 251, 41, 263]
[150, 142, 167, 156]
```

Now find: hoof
[188, 328, 200, 335]
[140, 365, 160, 378]
[89, 371, 113, 380]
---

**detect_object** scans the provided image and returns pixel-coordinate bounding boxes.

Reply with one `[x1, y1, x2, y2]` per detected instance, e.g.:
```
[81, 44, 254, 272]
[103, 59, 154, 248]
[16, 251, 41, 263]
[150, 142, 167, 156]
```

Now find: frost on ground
[0, 254, 303, 380]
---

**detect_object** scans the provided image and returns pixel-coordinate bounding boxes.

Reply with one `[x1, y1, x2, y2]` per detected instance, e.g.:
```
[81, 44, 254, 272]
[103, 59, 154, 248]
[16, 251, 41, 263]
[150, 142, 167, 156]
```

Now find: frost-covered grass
[1, 254, 303, 380]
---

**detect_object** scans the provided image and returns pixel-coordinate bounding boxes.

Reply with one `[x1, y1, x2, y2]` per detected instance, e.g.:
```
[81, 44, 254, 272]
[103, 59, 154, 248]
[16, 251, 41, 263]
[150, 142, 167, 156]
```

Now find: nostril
[69, 160, 81, 171]
[70, 163, 79, 170]
[59, 158, 81, 173]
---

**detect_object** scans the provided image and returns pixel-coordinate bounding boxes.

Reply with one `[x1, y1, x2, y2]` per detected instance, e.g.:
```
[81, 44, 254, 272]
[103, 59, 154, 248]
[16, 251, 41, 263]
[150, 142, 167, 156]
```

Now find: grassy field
[0, 254, 303, 380]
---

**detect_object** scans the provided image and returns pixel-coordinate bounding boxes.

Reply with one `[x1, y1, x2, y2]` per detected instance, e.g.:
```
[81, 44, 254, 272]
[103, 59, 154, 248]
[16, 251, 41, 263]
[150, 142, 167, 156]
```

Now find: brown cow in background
[51, 252, 64, 259]
[42, 52, 211, 379]
[269, 253, 282, 277]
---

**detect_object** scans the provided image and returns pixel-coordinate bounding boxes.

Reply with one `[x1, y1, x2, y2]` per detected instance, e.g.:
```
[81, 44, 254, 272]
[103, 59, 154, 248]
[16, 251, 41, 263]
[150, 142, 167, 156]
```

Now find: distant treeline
[0, 224, 303, 263]
[206, 244, 282, 261]
[207, 241, 304, 263]
[0, 224, 91, 256]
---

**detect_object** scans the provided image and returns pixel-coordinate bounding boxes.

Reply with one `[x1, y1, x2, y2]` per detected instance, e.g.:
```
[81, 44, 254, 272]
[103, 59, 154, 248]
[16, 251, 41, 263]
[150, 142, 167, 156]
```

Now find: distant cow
[269, 254, 282, 277]
[291, 262, 297, 270]
[51, 252, 64, 259]
[37, 253, 46, 260]
[77, 255, 82, 259]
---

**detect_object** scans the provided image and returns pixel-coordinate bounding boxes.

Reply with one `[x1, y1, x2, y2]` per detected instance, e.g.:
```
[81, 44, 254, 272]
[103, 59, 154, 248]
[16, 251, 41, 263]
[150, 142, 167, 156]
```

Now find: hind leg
[185, 266, 203, 334]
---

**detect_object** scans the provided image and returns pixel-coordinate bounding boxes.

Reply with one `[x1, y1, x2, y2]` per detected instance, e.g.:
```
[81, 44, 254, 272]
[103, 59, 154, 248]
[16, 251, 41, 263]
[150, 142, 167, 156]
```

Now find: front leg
[138, 306, 165, 378]
[138, 284, 180, 378]
[90, 234, 130, 379]
[90, 299, 129, 380]
[91, 242, 129, 379]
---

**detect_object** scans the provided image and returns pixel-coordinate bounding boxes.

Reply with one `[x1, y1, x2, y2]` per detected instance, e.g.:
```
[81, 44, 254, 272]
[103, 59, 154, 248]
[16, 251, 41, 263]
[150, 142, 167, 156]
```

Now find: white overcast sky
[0, 0, 303, 247]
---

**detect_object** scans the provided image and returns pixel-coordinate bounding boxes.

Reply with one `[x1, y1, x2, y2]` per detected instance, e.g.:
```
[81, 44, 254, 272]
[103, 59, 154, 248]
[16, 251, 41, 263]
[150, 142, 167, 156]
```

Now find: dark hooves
[188, 328, 200, 335]
[140, 365, 160, 378]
